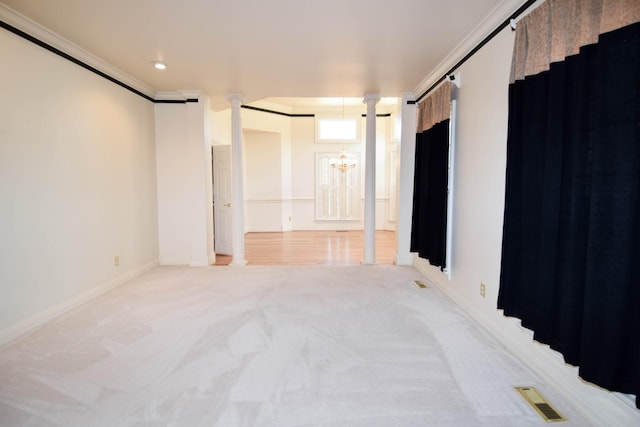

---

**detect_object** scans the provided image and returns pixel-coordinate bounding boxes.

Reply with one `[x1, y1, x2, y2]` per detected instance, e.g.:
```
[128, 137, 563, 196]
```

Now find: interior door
[212, 145, 233, 255]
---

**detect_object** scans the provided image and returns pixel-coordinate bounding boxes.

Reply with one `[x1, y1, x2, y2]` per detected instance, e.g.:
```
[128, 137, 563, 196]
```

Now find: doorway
[212, 145, 232, 255]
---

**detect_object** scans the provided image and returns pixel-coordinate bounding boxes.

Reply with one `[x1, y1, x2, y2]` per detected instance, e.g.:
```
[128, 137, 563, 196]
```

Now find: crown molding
[154, 91, 192, 102]
[179, 90, 204, 100]
[413, 0, 541, 97]
[249, 99, 294, 115]
[0, 3, 155, 99]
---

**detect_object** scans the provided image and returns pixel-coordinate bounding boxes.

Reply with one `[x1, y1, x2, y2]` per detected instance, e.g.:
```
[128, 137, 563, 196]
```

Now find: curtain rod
[409, 0, 537, 105]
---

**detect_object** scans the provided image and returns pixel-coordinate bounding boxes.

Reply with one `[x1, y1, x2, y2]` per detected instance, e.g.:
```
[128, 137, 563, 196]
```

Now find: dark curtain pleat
[410, 119, 449, 269]
[579, 23, 640, 405]
[499, 22, 640, 407]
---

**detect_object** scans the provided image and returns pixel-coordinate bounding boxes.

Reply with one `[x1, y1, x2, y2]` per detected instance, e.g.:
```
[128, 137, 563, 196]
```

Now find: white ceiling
[2, 0, 511, 110]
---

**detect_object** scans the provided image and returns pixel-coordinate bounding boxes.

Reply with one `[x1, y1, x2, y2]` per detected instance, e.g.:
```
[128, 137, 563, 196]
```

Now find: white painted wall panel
[155, 96, 213, 266]
[155, 104, 191, 264]
[244, 130, 283, 232]
[0, 30, 158, 337]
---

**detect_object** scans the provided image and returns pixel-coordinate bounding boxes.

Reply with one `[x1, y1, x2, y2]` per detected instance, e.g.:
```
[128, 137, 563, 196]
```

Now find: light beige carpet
[0, 265, 591, 426]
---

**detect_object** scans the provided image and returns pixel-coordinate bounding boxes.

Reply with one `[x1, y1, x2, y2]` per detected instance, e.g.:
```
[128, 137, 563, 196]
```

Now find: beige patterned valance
[510, 0, 640, 83]
[416, 82, 451, 133]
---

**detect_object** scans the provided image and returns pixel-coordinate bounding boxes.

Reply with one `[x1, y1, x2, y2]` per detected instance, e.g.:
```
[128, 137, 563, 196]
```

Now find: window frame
[315, 115, 361, 144]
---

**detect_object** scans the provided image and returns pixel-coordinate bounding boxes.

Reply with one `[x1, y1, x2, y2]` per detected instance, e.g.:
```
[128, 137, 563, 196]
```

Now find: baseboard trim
[394, 252, 414, 266]
[159, 257, 189, 265]
[245, 227, 285, 233]
[190, 258, 212, 267]
[413, 259, 640, 426]
[0, 260, 159, 348]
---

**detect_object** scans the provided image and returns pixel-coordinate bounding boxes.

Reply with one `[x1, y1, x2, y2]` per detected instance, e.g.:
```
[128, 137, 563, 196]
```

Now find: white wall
[211, 109, 232, 146]
[289, 115, 317, 226]
[155, 104, 191, 263]
[412, 26, 640, 425]
[240, 105, 293, 232]
[244, 130, 283, 232]
[0, 29, 158, 343]
[155, 94, 214, 266]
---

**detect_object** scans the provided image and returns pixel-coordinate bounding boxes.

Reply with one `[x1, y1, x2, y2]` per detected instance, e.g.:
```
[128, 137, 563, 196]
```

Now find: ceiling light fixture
[330, 151, 357, 172]
[152, 61, 167, 70]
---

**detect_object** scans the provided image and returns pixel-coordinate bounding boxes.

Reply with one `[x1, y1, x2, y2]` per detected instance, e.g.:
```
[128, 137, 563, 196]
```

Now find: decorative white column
[395, 93, 417, 265]
[363, 94, 380, 265]
[227, 93, 247, 265]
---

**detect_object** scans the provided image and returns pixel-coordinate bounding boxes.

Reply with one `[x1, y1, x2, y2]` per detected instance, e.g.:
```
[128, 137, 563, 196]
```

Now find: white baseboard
[159, 257, 189, 265]
[394, 252, 414, 266]
[413, 259, 640, 427]
[0, 260, 159, 348]
[245, 227, 284, 233]
[190, 257, 213, 267]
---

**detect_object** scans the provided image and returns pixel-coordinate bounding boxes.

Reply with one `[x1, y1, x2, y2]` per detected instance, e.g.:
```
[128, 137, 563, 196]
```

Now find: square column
[227, 93, 247, 265]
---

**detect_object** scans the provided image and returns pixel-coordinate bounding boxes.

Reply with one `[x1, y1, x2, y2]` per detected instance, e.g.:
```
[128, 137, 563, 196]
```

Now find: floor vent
[413, 280, 428, 289]
[515, 386, 567, 422]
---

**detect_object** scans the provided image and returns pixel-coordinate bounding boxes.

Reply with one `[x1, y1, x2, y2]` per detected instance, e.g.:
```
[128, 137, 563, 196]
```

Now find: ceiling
[2, 0, 510, 110]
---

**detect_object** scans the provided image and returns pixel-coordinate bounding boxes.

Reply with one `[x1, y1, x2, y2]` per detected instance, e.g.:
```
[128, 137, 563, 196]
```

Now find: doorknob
[224, 203, 231, 207]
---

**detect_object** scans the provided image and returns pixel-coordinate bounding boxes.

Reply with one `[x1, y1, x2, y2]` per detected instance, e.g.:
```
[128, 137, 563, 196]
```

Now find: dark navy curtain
[499, 22, 640, 407]
[410, 119, 449, 269]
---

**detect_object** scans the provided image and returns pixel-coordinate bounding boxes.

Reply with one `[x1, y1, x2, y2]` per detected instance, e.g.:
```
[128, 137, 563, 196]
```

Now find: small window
[316, 116, 360, 143]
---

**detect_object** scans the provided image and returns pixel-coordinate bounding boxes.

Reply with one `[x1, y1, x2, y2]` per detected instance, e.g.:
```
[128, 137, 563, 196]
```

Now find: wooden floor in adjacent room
[214, 230, 396, 266]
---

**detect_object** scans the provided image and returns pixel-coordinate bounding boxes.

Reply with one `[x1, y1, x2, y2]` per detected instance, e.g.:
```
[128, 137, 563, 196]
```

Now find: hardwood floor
[214, 230, 396, 265]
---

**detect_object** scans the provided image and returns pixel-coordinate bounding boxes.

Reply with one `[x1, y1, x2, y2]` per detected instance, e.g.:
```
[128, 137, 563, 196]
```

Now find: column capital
[226, 93, 244, 104]
[363, 94, 381, 105]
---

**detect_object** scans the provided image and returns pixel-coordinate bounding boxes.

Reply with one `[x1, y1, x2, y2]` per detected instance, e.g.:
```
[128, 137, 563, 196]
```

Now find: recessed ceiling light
[152, 61, 167, 70]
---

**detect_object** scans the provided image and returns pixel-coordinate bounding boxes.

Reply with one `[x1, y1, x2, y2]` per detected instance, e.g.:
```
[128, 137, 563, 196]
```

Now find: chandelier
[330, 151, 357, 172]
[329, 99, 357, 172]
